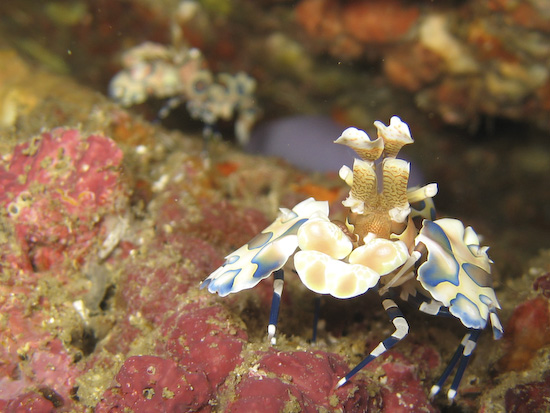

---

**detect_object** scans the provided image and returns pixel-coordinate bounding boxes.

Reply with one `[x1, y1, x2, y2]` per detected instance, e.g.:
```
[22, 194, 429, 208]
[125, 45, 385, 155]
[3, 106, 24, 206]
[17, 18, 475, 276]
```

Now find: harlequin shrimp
[109, 41, 258, 145]
[201, 116, 503, 401]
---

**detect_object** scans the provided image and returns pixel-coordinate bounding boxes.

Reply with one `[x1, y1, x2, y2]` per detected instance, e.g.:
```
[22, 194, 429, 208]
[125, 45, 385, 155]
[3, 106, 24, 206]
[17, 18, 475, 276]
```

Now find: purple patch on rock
[247, 115, 424, 186]
[247, 115, 355, 173]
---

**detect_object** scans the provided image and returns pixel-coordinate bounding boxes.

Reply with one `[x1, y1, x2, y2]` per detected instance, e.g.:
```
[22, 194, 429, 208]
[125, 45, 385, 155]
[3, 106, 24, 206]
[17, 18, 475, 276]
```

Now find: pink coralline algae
[0, 391, 57, 412]
[498, 296, 550, 372]
[155, 195, 270, 253]
[533, 272, 550, 299]
[95, 356, 212, 413]
[159, 301, 248, 389]
[226, 349, 376, 412]
[119, 235, 221, 326]
[0, 128, 126, 273]
[504, 374, 550, 413]
[96, 300, 247, 412]
[374, 352, 438, 413]
[0, 286, 81, 409]
[0, 128, 127, 410]
[228, 376, 311, 412]
[224, 347, 438, 412]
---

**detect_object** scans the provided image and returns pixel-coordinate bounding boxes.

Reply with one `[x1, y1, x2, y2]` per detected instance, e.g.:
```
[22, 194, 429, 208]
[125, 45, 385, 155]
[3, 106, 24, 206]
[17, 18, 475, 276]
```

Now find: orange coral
[296, 0, 420, 58]
[342, 0, 419, 44]
[291, 183, 342, 204]
[467, 20, 518, 62]
[216, 161, 240, 177]
[487, 0, 550, 32]
[383, 43, 444, 92]
[296, 0, 343, 39]
[498, 297, 550, 372]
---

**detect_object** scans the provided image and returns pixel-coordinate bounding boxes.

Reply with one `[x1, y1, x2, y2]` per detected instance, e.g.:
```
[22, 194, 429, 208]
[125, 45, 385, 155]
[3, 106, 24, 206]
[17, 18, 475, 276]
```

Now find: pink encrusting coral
[159, 300, 249, 389]
[498, 296, 550, 372]
[95, 356, 213, 413]
[118, 236, 222, 326]
[503, 374, 550, 413]
[0, 283, 82, 409]
[225, 349, 376, 412]
[374, 352, 439, 413]
[94, 300, 248, 412]
[0, 128, 126, 273]
[220, 347, 439, 412]
[0, 391, 58, 412]
[0, 128, 128, 410]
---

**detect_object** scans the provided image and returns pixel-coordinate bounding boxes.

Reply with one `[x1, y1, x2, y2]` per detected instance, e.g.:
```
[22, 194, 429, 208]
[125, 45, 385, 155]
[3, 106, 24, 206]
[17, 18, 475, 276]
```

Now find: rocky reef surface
[0, 1, 549, 412]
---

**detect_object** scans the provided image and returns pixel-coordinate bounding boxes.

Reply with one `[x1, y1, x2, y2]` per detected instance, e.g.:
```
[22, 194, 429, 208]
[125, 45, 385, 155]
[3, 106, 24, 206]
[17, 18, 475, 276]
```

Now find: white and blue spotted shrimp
[201, 116, 503, 401]
[109, 42, 258, 145]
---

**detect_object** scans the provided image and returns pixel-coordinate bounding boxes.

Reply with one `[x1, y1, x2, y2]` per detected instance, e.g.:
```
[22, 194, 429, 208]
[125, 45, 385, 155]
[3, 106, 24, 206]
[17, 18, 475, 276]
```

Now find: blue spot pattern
[417, 221, 460, 288]
[201, 198, 330, 296]
[449, 293, 485, 330]
[462, 262, 491, 288]
[226, 255, 240, 265]
[250, 219, 307, 279]
[422, 220, 452, 254]
[203, 268, 241, 295]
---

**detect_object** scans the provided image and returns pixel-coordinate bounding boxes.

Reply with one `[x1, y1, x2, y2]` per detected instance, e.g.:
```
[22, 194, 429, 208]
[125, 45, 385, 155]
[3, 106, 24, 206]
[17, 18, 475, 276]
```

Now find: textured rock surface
[0, 1, 549, 409]
[0, 128, 126, 272]
[95, 355, 213, 412]
[295, 0, 550, 131]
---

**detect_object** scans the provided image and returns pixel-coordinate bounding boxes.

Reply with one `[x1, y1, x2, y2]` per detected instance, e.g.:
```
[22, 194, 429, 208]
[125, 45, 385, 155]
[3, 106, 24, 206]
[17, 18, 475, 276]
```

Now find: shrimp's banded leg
[267, 269, 284, 345]
[401, 287, 483, 400]
[337, 292, 409, 388]
[400, 287, 452, 318]
[430, 329, 481, 401]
